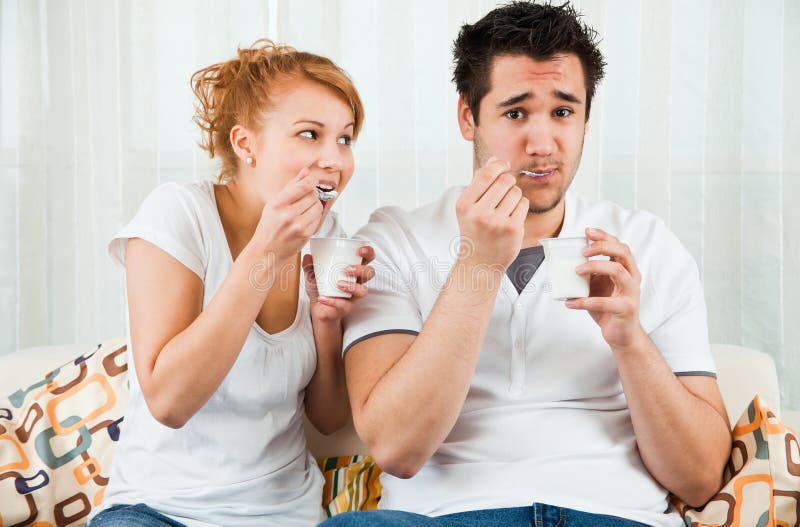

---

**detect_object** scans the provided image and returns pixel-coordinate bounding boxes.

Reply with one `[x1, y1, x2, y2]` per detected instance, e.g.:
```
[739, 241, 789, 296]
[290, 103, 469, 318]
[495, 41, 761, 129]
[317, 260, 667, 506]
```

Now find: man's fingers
[582, 237, 640, 282]
[496, 184, 524, 217]
[576, 260, 635, 293]
[585, 227, 618, 243]
[476, 172, 518, 211]
[565, 296, 627, 314]
[510, 196, 530, 222]
[460, 157, 510, 205]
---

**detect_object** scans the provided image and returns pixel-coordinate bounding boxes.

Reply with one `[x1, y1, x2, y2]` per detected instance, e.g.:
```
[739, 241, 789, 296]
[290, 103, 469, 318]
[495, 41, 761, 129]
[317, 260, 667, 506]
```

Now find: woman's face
[245, 78, 356, 223]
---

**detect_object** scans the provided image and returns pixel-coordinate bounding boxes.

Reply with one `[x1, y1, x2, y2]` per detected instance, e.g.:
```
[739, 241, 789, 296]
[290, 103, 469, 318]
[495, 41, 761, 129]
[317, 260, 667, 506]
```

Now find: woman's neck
[216, 178, 263, 239]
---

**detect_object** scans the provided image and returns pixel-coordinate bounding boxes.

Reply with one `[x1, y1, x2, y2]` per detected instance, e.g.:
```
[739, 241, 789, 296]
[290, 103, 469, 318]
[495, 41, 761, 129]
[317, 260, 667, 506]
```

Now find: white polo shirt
[343, 186, 715, 527]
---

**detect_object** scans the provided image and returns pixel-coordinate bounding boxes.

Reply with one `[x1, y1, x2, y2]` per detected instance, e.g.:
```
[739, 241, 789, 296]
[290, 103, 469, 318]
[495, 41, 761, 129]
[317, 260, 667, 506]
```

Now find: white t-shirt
[343, 186, 715, 527]
[95, 180, 343, 527]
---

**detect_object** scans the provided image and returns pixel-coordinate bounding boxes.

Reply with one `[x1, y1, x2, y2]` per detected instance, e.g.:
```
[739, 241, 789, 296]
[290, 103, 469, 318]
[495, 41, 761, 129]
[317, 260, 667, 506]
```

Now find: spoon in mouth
[316, 187, 339, 202]
[517, 169, 550, 178]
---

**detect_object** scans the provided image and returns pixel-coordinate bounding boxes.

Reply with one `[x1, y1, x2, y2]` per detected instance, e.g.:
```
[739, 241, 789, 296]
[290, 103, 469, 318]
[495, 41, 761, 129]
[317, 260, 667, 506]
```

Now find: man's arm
[345, 261, 500, 478]
[613, 334, 730, 507]
[566, 227, 730, 507]
[345, 159, 529, 478]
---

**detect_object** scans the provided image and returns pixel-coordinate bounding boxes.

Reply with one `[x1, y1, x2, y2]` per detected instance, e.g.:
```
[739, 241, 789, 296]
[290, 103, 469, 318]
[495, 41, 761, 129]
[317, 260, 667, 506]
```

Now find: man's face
[459, 53, 589, 214]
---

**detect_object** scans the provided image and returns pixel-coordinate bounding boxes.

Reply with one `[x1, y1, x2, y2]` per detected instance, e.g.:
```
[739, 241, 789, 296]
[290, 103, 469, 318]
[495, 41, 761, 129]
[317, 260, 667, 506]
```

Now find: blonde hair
[191, 39, 364, 183]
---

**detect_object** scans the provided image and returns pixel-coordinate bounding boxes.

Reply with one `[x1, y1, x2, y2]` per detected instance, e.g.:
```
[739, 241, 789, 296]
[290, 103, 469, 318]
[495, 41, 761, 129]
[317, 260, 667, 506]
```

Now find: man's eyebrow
[553, 90, 583, 104]
[496, 90, 584, 108]
[497, 92, 531, 108]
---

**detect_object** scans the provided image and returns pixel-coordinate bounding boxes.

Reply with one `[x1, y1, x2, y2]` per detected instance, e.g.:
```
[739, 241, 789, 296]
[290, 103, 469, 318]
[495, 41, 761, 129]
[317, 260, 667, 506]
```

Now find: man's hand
[564, 227, 646, 351]
[455, 157, 529, 270]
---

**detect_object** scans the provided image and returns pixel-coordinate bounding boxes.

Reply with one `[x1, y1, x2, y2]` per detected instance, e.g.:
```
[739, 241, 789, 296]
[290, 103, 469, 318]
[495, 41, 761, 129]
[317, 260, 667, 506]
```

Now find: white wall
[1, 0, 798, 409]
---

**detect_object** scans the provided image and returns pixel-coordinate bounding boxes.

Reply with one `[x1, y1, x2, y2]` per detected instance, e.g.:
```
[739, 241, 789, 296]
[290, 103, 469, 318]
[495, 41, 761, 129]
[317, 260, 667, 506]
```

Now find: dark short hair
[452, 1, 606, 124]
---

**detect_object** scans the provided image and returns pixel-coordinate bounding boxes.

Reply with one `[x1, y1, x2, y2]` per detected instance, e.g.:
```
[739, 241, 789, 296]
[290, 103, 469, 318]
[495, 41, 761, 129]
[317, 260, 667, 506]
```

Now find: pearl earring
[246, 156, 255, 166]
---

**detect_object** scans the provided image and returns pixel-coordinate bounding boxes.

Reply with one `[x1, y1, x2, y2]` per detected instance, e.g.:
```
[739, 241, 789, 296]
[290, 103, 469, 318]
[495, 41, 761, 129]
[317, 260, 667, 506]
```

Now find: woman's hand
[252, 167, 322, 264]
[303, 245, 376, 324]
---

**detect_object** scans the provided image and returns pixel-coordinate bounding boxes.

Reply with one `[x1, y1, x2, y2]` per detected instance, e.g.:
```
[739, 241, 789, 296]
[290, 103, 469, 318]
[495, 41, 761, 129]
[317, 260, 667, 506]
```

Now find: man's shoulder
[356, 186, 462, 241]
[573, 191, 695, 282]
[572, 191, 665, 232]
[570, 191, 672, 248]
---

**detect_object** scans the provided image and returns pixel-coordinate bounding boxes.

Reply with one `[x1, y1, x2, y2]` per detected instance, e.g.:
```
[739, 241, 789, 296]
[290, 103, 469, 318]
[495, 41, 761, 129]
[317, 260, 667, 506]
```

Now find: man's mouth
[519, 167, 557, 178]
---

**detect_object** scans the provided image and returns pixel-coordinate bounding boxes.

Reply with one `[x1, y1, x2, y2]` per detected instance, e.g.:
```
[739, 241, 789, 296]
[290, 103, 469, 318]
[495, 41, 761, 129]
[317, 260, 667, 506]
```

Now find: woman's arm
[302, 248, 375, 434]
[304, 319, 349, 434]
[128, 173, 322, 428]
[126, 237, 277, 428]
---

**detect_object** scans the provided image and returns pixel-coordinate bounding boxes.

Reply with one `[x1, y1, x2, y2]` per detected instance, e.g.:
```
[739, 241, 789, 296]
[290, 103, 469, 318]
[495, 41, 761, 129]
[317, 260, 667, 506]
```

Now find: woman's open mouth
[316, 183, 338, 204]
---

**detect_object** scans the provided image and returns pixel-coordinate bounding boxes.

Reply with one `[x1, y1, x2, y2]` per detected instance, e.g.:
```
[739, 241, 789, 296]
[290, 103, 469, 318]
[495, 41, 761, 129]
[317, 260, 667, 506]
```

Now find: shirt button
[516, 302, 523, 309]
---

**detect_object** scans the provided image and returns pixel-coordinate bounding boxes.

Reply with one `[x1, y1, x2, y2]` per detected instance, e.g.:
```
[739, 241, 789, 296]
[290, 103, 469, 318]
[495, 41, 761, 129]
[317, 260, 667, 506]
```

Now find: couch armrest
[712, 343, 780, 426]
[0, 344, 93, 395]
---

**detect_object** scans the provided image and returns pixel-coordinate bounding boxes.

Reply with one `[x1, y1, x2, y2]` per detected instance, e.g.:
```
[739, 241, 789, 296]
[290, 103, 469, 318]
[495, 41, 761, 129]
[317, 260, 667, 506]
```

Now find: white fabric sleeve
[645, 220, 716, 376]
[108, 182, 206, 279]
[342, 209, 423, 355]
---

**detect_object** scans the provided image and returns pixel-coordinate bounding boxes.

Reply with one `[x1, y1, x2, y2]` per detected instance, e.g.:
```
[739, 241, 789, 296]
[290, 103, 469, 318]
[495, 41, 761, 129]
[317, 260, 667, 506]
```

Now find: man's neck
[521, 199, 566, 249]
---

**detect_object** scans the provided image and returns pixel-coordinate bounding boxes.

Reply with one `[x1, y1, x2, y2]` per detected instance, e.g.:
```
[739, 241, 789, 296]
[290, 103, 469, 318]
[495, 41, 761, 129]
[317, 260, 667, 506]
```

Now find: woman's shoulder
[142, 179, 216, 213]
[109, 179, 218, 276]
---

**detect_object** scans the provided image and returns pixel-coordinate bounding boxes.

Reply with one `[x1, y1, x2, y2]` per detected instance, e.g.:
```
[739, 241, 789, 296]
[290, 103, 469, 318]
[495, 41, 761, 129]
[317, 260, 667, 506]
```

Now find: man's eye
[338, 135, 352, 146]
[505, 109, 524, 120]
[554, 108, 573, 118]
[299, 130, 317, 139]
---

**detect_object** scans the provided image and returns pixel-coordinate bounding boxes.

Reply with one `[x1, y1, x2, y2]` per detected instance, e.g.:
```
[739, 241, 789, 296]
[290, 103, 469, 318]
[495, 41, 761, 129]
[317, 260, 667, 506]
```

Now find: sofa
[0, 342, 786, 453]
[1, 341, 797, 526]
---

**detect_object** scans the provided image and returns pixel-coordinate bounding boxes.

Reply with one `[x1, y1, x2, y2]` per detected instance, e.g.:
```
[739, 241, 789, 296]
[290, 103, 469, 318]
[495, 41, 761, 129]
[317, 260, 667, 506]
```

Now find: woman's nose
[316, 142, 342, 171]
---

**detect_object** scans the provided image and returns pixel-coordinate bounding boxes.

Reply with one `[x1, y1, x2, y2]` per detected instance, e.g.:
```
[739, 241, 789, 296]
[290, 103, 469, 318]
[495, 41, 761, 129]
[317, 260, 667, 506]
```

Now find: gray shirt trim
[674, 371, 717, 379]
[343, 329, 420, 356]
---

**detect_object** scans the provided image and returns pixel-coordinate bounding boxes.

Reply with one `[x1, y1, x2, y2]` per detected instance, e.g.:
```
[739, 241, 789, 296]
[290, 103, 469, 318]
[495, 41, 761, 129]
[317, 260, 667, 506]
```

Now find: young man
[322, 2, 731, 526]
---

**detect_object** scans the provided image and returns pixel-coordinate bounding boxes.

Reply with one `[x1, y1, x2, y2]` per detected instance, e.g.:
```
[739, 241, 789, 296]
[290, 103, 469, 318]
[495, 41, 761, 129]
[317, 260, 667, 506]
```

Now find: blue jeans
[88, 504, 187, 527]
[318, 503, 653, 527]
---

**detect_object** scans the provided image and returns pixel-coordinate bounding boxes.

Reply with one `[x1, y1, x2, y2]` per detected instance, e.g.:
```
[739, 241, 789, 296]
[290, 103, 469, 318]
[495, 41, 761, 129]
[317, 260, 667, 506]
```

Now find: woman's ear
[457, 96, 476, 142]
[230, 125, 254, 162]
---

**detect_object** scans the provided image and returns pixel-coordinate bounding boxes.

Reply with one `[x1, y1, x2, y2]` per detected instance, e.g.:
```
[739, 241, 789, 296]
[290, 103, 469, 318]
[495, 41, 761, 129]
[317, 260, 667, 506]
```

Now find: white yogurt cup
[539, 236, 590, 300]
[309, 237, 365, 298]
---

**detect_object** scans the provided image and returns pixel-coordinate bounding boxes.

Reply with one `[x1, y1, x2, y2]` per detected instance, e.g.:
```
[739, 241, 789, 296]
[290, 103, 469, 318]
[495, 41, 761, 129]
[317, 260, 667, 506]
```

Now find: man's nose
[524, 118, 556, 158]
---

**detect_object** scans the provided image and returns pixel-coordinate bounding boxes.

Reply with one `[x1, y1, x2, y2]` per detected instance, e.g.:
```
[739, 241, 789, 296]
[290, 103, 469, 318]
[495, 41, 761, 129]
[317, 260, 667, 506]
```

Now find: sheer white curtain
[1, 0, 798, 409]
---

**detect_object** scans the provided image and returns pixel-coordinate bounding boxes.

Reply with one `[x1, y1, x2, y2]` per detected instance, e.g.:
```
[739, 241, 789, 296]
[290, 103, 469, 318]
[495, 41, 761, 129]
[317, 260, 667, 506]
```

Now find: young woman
[88, 40, 372, 527]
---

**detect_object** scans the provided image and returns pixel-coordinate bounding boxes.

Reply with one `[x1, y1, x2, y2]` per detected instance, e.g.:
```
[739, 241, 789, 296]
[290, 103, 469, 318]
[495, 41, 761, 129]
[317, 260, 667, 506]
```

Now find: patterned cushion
[673, 395, 800, 526]
[0, 339, 129, 527]
[318, 455, 382, 517]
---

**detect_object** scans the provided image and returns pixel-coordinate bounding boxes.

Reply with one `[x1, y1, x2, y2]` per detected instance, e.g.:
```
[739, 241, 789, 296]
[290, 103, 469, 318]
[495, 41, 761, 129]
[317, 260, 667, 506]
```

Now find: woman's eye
[299, 130, 317, 140]
[554, 108, 573, 118]
[338, 135, 352, 146]
[505, 109, 525, 120]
